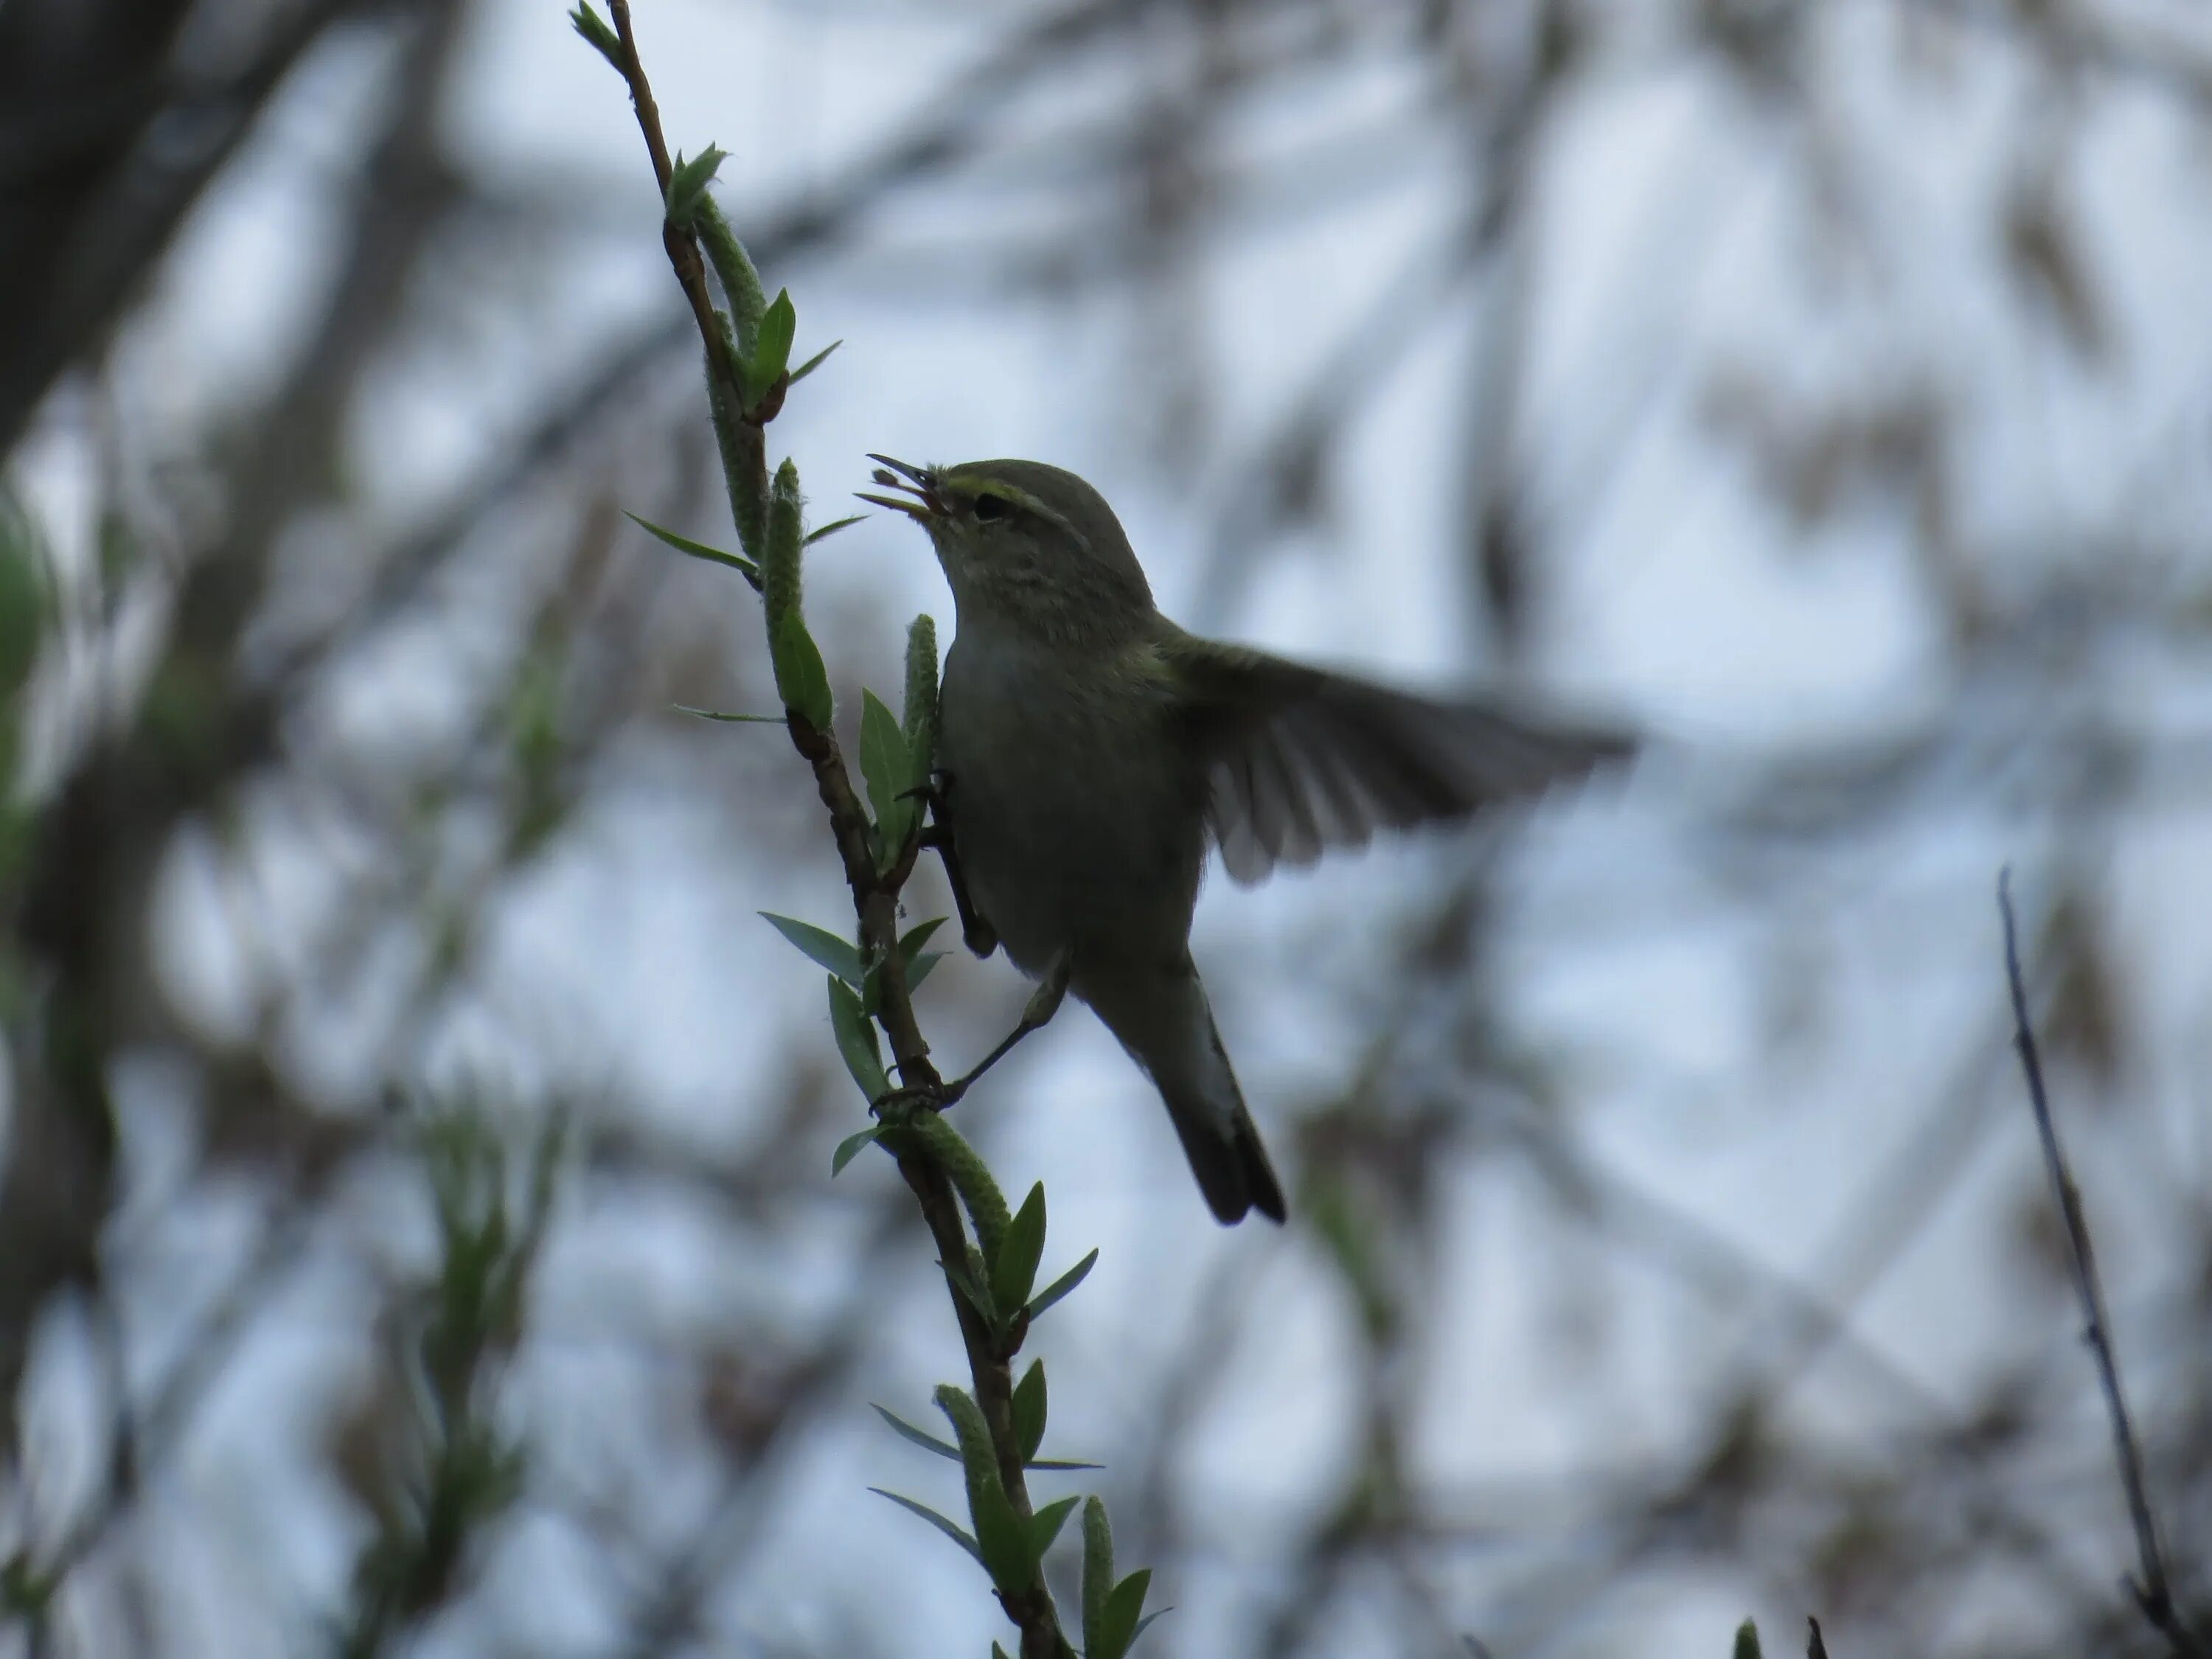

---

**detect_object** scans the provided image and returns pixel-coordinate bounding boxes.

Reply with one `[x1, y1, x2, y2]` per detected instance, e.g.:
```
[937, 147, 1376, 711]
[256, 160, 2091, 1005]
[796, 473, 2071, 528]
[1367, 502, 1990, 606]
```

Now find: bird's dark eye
[972, 494, 1008, 522]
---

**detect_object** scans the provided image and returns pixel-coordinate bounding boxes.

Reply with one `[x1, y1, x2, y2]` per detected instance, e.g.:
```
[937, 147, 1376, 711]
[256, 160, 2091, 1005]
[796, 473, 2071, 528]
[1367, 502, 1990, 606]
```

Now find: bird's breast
[936, 633, 1206, 973]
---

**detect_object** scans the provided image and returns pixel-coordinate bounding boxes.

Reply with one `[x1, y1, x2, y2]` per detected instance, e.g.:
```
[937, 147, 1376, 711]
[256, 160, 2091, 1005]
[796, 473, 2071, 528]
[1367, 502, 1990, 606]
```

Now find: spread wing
[1161, 634, 1635, 886]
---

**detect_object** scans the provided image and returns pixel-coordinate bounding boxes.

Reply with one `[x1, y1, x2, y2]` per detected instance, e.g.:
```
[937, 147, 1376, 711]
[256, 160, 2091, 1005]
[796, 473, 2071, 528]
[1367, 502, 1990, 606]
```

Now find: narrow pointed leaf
[758, 913, 862, 986]
[942, 1258, 996, 1328]
[859, 690, 917, 859]
[675, 706, 781, 723]
[803, 512, 865, 545]
[992, 1183, 1047, 1318]
[1030, 1494, 1080, 1558]
[871, 1405, 963, 1461]
[568, 4, 622, 69]
[625, 512, 760, 585]
[742, 288, 797, 408]
[787, 338, 842, 385]
[832, 1124, 884, 1176]
[664, 145, 728, 226]
[1026, 1454, 1104, 1471]
[1098, 1569, 1152, 1659]
[869, 1489, 981, 1564]
[1023, 1247, 1096, 1323]
[906, 950, 946, 992]
[1012, 1359, 1047, 1464]
[769, 608, 832, 730]
[826, 976, 889, 1102]
[900, 917, 949, 959]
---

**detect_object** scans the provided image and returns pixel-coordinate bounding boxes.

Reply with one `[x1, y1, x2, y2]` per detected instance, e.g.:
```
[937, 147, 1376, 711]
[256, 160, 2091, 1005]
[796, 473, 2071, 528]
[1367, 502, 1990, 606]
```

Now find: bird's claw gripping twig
[880, 953, 1071, 1116]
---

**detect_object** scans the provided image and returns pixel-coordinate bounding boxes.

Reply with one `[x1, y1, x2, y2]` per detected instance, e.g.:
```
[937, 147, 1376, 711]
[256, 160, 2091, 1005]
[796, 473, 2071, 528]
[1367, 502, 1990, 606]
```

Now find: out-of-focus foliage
[0, 0, 2208, 1655]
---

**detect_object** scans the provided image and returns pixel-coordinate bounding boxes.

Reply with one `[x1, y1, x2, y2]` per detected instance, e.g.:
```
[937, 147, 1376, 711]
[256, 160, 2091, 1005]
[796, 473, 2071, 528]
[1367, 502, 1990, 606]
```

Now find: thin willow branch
[1998, 867, 2204, 1659]
[598, 7, 1067, 1651]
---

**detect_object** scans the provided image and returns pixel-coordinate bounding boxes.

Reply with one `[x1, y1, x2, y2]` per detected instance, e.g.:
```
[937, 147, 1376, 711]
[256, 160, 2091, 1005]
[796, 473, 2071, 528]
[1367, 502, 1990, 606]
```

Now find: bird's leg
[909, 771, 997, 959]
[877, 952, 1071, 1113]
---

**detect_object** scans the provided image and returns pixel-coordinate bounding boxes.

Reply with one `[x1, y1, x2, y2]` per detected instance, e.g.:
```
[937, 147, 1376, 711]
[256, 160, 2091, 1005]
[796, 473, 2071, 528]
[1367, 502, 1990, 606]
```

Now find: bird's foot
[874, 1074, 967, 1116]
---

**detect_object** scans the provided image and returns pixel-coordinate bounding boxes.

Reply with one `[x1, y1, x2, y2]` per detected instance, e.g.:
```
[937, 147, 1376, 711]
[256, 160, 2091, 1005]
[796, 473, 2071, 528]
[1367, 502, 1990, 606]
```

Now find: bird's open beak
[856, 453, 940, 522]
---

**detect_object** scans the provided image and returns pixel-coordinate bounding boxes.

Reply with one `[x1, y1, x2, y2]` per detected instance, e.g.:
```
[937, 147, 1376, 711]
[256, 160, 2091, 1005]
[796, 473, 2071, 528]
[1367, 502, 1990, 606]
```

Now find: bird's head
[859, 456, 1155, 647]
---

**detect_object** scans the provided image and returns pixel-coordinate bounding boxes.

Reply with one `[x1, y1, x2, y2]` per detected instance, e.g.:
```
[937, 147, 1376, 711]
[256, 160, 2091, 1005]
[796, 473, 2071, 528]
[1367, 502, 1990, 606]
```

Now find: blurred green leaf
[567, 2, 622, 69]
[869, 1489, 980, 1565]
[673, 706, 780, 723]
[625, 511, 761, 588]
[900, 917, 948, 959]
[664, 145, 728, 225]
[787, 338, 842, 386]
[1012, 1359, 1047, 1464]
[803, 512, 865, 545]
[759, 913, 863, 985]
[872, 1404, 962, 1461]
[826, 976, 889, 1101]
[992, 1184, 1047, 1324]
[860, 691, 917, 862]
[1023, 1247, 1097, 1322]
[1733, 1621, 1763, 1659]
[742, 288, 796, 408]
[1030, 1493, 1079, 1558]
[831, 1125, 883, 1176]
[769, 608, 832, 730]
[1096, 1569, 1153, 1659]
[906, 951, 946, 992]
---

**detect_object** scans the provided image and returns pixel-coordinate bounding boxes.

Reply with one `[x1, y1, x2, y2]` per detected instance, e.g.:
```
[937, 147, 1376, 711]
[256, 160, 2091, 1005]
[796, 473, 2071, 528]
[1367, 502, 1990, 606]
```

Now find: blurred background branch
[0, 0, 2208, 1652]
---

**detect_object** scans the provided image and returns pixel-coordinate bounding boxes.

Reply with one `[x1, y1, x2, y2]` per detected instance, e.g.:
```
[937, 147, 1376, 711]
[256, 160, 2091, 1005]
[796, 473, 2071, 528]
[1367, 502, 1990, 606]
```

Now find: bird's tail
[1082, 959, 1286, 1225]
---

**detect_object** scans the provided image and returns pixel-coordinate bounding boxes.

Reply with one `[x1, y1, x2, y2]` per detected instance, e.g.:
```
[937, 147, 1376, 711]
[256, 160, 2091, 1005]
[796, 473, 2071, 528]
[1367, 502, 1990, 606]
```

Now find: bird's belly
[939, 664, 1203, 977]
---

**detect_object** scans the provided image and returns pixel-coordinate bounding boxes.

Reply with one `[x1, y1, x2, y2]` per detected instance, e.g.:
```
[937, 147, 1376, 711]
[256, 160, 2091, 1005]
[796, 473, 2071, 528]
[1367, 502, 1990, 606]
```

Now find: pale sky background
[11, 0, 2212, 1653]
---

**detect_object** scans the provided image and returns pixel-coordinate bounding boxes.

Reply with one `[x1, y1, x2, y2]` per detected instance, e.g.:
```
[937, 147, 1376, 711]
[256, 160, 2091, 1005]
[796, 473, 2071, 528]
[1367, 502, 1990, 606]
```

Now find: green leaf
[1023, 1247, 1096, 1324]
[664, 145, 728, 226]
[567, 3, 622, 69]
[859, 691, 917, 860]
[1096, 1568, 1152, 1659]
[1012, 1359, 1047, 1464]
[900, 917, 948, 959]
[769, 608, 832, 731]
[871, 1404, 962, 1461]
[906, 951, 946, 992]
[673, 706, 781, 723]
[1030, 1494, 1079, 1559]
[831, 1124, 883, 1176]
[869, 1489, 981, 1565]
[803, 512, 865, 545]
[971, 1481, 1036, 1596]
[742, 288, 797, 409]
[826, 976, 889, 1102]
[992, 1183, 1047, 1318]
[992, 1646, 1012, 1659]
[759, 913, 863, 986]
[1130, 1607, 1173, 1647]
[1026, 1454, 1104, 1472]
[625, 512, 761, 587]
[787, 338, 842, 386]
[942, 1256, 996, 1327]
[1733, 1621, 1763, 1659]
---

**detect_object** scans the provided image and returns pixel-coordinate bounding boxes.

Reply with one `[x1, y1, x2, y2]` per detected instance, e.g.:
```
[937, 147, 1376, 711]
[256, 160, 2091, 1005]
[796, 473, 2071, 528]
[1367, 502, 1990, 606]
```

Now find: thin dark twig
[1997, 866, 2203, 1659]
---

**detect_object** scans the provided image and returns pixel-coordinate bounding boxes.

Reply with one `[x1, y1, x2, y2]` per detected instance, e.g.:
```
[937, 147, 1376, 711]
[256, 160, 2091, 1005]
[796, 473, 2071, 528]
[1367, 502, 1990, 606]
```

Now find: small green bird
[860, 456, 1631, 1225]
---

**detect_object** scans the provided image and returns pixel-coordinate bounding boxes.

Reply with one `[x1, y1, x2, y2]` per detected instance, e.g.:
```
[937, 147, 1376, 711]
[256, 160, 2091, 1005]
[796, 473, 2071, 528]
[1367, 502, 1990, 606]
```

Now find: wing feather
[1163, 633, 1633, 887]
